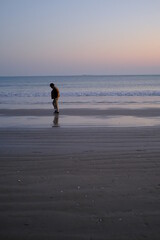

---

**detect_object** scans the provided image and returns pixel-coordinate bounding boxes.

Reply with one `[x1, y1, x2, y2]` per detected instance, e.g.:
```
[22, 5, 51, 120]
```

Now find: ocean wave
[1, 90, 160, 98]
[63, 90, 160, 97]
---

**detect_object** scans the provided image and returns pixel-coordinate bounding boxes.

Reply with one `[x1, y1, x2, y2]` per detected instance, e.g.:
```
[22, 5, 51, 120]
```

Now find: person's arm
[51, 90, 53, 99]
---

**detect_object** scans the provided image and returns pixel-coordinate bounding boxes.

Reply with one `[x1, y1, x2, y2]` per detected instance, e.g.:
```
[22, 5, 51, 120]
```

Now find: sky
[0, 0, 160, 76]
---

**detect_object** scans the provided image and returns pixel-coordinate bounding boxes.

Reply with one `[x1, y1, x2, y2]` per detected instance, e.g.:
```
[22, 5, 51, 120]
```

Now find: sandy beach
[0, 108, 160, 239]
[1, 0, 160, 238]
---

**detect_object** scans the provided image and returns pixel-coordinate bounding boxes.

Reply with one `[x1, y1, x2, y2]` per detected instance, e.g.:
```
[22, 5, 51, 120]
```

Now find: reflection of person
[50, 83, 60, 113]
[53, 113, 59, 127]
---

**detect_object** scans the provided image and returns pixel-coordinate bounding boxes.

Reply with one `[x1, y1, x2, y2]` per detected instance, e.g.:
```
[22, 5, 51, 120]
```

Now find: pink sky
[0, 0, 160, 75]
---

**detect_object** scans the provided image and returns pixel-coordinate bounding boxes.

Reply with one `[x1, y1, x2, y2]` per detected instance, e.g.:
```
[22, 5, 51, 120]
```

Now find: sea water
[1, 75, 160, 110]
[1, 75, 160, 128]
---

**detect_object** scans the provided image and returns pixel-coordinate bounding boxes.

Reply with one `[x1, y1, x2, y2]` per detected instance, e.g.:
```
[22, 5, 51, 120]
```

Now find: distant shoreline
[0, 74, 160, 78]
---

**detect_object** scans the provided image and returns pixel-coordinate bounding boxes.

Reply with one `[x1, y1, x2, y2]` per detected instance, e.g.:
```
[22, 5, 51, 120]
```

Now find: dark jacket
[51, 87, 60, 99]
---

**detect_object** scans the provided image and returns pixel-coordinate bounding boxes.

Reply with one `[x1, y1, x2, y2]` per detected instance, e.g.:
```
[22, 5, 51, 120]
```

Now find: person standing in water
[50, 83, 60, 113]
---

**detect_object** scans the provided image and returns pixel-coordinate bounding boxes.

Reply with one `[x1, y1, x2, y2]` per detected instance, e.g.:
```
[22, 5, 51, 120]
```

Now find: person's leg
[53, 98, 59, 113]
[52, 100, 56, 109]
[55, 98, 59, 112]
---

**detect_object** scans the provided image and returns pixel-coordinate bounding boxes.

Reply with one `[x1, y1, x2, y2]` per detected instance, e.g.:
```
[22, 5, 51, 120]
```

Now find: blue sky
[0, 0, 160, 76]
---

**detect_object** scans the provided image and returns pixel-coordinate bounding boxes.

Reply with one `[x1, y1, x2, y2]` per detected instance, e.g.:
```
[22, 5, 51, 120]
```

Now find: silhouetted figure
[50, 83, 60, 113]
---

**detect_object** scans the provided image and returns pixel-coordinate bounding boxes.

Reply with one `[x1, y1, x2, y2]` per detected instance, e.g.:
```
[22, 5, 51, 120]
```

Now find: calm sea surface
[0, 75, 160, 109]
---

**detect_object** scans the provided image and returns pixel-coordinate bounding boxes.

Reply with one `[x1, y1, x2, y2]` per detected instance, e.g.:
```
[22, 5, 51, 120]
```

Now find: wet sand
[0, 108, 160, 239]
[1, 107, 160, 117]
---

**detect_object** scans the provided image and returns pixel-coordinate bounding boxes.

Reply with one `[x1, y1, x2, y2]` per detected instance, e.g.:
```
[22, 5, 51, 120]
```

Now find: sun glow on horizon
[0, 0, 160, 76]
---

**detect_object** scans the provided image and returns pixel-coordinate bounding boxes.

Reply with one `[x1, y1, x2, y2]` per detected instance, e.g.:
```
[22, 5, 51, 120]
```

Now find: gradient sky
[0, 0, 160, 76]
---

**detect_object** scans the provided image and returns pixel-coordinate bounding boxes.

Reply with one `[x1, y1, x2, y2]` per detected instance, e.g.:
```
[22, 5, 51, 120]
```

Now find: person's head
[50, 83, 54, 89]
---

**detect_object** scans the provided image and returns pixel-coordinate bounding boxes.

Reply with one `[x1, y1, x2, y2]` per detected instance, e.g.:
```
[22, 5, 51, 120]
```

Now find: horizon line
[0, 73, 160, 78]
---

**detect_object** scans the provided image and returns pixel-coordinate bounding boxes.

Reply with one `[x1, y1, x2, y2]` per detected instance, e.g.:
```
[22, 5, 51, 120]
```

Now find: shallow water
[1, 115, 160, 128]
[1, 75, 160, 109]
[1, 75, 160, 128]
